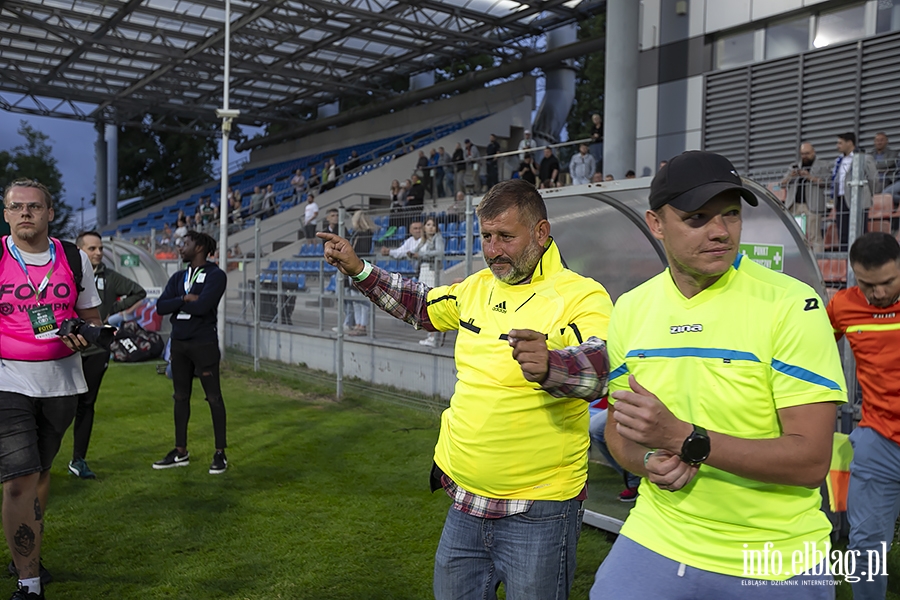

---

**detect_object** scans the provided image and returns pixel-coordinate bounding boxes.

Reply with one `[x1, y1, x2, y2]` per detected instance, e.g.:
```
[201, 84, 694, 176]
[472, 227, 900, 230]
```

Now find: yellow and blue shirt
[608, 255, 846, 578]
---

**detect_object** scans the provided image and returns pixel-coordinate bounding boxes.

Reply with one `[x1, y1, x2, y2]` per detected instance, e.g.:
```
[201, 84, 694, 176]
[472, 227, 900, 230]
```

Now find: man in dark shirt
[538, 147, 560, 188]
[486, 134, 501, 189]
[154, 231, 228, 475]
[518, 155, 538, 186]
[69, 231, 146, 480]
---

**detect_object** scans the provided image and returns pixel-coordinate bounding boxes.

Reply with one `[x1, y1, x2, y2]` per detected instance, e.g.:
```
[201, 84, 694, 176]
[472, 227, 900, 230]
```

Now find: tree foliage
[0, 121, 73, 237]
[117, 116, 221, 201]
[566, 13, 606, 142]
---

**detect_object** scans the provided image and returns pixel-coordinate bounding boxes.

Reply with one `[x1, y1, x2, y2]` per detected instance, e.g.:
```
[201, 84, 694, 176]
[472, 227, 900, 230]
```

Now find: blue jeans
[589, 411, 640, 489]
[434, 499, 584, 600]
[848, 426, 900, 600]
[592, 536, 834, 599]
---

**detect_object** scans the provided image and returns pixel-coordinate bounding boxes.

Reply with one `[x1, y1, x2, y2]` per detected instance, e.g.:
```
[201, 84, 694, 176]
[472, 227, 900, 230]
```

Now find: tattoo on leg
[13, 524, 35, 557]
[33, 498, 42, 521]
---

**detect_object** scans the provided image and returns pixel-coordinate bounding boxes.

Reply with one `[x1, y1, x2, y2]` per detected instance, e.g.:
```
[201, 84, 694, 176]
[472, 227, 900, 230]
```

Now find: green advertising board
[739, 243, 784, 272]
[120, 253, 140, 268]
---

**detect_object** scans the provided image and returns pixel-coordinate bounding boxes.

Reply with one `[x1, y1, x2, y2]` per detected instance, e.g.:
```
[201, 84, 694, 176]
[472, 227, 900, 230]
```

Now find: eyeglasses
[4, 202, 47, 213]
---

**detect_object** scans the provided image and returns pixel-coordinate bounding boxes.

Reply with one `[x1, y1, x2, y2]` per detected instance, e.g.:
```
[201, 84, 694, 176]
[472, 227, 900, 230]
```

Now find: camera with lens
[56, 318, 118, 351]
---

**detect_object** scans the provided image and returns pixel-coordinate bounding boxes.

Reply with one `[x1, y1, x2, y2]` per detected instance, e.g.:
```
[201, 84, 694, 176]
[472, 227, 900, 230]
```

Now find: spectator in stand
[291, 169, 307, 201]
[591, 172, 605, 183]
[192, 208, 203, 230]
[605, 174, 615, 182]
[344, 150, 361, 173]
[160, 223, 173, 247]
[625, 170, 636, 179]
[590, 409, 641, 502]
[303, 193, 319, 241]
[518, 154, 538, 186]
[872, 132, 900, 199]
[307, 166, 320, 192]
[200, 196, 215, 224]
[538, 147, 560, 189]
[346, 210, 376, 336]
[518, 129, 537, 162]
[831, 132, 877, 251]
[465, 139, 481, 194]
[452, 143, 466, 198]
[262, 184, 277, 219]
[406, 174, 426, 227]
[417, 150, 432, 199]
[569, 143, 596, 186]
[322, 208, 340, 236]
[174, 217, 188, 247]
[486, 134, 501, 189]
[411, 217, 445, 348]
[440, 145, 455, 197]
[430, 148, 445, 198]
[230, 192, 243, 229]
[590, 113, 603, 171]
[322, 158, 339, 193]
[447, 191, 466, 223]
[389, 180, 409, 231]
[779, 142, 830, 251]
[380, 221, 423, 258]
[249, 185, 265, 218]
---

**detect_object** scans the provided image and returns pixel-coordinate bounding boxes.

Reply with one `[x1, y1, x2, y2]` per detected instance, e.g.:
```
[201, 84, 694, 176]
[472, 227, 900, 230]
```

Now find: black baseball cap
[649, 151, 758, 212]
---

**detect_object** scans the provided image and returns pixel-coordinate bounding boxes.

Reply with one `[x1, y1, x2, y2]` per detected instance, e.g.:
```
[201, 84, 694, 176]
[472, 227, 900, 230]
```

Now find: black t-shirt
[539, 155, 560, 183]
[518, 162, 536, 185]
[452, 148, 466, 172]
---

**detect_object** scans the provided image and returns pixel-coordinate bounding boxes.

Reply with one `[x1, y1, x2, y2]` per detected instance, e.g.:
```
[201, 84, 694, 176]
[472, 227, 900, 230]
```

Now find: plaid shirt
[355, 262, 608, 517]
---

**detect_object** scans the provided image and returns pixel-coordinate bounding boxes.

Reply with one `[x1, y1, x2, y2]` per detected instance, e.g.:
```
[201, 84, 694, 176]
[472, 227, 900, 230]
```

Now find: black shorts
[0, 392, 77, 482]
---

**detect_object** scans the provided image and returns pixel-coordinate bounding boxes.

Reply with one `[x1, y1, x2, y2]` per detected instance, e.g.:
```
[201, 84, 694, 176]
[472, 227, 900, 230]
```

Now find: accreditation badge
[28, 305, 59, 339]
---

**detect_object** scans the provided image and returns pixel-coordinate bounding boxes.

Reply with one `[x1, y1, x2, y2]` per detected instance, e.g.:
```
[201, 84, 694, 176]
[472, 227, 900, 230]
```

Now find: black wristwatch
[680, 424, 710, 465]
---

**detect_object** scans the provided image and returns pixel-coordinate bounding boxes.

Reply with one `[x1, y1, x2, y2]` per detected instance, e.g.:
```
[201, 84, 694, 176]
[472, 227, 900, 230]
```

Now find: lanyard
[184, 266, 203, 293]
[8, 240, 56, 304]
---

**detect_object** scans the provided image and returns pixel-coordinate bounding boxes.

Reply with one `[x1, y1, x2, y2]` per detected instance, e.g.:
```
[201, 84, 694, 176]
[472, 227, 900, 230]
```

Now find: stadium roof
[0, 0, 603, 136]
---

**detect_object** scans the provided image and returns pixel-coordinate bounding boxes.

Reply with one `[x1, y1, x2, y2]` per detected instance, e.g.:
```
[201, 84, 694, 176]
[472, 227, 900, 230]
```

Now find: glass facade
[765, 17, 810, 60]
[814, 3, 866, 48]
[715, 30, 755, 70]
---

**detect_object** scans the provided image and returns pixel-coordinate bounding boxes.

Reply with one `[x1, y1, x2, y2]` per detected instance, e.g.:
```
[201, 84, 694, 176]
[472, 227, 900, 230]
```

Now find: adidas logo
[492, 301, 507, 313]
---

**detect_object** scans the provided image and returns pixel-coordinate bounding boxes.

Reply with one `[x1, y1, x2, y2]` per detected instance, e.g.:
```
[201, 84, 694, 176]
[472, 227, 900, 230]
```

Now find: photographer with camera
[67, 232, 146, 480]
[0, 179, 102, 600]
[154, 231, 228, 475]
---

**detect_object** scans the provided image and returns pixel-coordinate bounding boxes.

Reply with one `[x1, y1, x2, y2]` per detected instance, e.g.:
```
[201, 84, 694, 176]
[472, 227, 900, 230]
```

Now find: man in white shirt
[569, 144, 596, 186]
[831, 132, 876, 251]
[518, 130, 536, 162]
[303, 194, 319, 241]
[380, 221, 423, 258]
[0, 179, 101, 599]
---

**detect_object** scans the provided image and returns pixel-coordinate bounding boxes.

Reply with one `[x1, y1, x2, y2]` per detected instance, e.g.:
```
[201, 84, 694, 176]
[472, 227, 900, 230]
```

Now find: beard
[485, 236, 545, 284]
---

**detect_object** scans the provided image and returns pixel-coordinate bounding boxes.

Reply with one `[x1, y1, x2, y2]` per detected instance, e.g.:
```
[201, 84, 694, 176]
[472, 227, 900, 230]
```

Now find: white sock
[19, 577, 40, 594]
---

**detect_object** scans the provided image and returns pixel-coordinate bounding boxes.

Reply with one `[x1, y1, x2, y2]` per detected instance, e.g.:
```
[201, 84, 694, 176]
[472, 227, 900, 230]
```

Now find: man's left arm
[180, 269, 227, 314]
[108, 270, 147, 314]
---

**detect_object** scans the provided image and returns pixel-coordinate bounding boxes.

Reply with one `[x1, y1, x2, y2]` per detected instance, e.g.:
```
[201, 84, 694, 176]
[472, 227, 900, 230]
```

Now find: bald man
[780, 142, 831, 252]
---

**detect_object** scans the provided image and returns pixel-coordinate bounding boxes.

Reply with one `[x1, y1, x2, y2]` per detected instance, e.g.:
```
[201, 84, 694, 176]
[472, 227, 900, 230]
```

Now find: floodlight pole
[217, 0, 239, 356]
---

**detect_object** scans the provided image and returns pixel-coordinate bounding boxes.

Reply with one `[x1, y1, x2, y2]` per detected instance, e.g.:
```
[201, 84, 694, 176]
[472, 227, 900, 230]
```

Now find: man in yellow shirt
[593, 151, 846, 598]
[319, 180, 613, 600]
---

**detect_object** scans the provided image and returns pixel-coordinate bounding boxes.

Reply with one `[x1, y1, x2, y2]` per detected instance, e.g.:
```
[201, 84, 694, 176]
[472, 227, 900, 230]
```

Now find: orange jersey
[827, 287, 900, 443]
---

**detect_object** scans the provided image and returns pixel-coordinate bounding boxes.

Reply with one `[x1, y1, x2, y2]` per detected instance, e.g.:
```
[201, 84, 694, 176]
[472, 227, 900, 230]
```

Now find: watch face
[686, 436, 711, 463]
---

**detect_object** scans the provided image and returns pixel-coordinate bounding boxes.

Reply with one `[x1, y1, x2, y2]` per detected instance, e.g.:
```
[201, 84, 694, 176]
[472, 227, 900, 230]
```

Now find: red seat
[867, 194, 894, 233]
[818, 259, 847, 284]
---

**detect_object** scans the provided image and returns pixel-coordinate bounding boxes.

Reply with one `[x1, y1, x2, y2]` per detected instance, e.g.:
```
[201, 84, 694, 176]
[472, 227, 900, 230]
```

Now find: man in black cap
[585, 151, 846, 597]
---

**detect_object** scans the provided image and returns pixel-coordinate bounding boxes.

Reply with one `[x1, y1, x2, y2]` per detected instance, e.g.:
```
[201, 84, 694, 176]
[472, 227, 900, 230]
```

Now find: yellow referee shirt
[608, 255, 846, 579]
[426, 240, 613, 500]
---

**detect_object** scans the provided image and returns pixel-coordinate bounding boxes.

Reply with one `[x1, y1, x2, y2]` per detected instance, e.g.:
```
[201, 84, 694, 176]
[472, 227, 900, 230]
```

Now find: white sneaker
[419, 335, 438, 347]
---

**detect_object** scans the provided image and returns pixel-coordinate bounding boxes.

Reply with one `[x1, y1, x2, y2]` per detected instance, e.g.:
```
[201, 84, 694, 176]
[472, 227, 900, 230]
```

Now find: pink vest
[0, 237, 78, 361]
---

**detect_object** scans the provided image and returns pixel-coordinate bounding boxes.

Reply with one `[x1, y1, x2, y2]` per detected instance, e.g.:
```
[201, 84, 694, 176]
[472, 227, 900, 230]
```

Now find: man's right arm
[109, 271, 147, 314]
[156, 275, 184, 315]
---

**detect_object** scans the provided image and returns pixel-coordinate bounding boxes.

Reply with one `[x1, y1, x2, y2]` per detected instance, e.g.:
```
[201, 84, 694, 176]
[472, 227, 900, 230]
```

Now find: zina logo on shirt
[670, 324, 703, 334]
